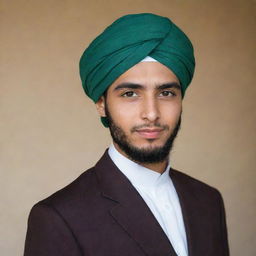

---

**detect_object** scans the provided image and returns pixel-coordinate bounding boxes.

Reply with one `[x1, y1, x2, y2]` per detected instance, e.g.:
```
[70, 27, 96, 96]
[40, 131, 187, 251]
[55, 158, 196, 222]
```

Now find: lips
[135, 128, 164, 139]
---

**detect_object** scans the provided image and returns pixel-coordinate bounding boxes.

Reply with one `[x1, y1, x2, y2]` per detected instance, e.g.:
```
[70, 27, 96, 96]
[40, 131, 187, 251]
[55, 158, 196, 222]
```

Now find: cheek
[108, 102, 137, 127]
[161, 103, 182, 122]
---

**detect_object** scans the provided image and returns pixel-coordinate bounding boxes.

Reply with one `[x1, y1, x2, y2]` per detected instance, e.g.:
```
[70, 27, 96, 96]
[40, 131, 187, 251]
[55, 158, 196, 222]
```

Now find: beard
[105, 105, 181, 164]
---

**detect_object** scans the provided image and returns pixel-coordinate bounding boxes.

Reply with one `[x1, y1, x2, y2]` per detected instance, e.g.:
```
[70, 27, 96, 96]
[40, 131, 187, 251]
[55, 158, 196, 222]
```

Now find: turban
[79, 13, 195, 126]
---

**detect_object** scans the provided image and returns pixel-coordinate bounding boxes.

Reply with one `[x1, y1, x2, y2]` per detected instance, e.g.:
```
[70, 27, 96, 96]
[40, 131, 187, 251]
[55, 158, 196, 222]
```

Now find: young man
[24, 13, 229, 256]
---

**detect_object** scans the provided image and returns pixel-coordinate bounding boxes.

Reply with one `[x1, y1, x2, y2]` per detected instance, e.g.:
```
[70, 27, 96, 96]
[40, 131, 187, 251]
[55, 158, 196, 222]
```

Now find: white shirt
[108, 144, 188, 256]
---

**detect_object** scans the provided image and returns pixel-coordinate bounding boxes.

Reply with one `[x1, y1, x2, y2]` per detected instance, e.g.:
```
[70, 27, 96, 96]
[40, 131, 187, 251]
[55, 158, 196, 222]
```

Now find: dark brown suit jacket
[24, 150, 229, 256]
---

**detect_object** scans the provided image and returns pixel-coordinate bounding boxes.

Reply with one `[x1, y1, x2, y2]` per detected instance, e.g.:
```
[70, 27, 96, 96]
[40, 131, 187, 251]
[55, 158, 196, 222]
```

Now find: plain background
[1, 0, 255, 255]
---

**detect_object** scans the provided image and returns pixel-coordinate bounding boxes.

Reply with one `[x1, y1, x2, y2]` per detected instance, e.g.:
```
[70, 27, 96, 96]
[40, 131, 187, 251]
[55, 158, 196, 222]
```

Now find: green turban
[79, 13, 195, 126]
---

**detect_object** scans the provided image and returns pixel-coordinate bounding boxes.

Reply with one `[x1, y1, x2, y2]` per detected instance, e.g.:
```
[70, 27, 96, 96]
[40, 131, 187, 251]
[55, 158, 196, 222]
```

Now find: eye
[121, 91, 138, 97]
[159, 90, 176, 97]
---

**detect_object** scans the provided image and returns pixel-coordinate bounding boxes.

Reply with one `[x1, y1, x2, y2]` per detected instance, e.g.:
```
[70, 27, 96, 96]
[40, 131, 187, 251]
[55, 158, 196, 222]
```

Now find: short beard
[105, 104, 181, 164]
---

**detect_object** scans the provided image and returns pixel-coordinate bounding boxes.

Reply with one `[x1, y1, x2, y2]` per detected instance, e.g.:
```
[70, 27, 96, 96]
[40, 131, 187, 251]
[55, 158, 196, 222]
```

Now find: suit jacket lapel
[170, 169, 202, 256]
[95, 151, 177, 256]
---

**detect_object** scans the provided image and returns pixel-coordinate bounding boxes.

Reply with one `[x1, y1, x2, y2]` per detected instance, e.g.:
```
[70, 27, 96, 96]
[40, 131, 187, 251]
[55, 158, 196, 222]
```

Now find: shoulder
[33, 166, 99, 214]
[24, 169, 97, 256]
[170, 168, 223, 201]
[28, 150, 115, 220]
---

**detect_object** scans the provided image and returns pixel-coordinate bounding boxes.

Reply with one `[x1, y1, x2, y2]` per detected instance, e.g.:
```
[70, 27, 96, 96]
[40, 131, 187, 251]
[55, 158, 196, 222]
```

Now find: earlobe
[95, 96, 106, 117]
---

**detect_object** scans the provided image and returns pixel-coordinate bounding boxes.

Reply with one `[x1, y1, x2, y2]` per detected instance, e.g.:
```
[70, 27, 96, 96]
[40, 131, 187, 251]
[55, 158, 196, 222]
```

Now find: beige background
[1, 0, 255, 255]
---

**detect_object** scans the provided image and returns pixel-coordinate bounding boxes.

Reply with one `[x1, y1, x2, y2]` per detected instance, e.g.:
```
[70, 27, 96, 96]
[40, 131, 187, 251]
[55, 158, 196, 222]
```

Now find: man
[24, 13, 229, 256]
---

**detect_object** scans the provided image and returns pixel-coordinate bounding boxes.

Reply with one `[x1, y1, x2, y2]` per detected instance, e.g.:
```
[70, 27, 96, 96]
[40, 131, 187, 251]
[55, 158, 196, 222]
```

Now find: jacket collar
[94, 150, 178, 256]
[170, 169, 204, 256]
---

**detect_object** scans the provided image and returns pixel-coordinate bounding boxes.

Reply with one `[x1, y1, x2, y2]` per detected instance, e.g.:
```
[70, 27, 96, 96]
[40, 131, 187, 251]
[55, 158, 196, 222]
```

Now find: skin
[96, 61, 182, 173]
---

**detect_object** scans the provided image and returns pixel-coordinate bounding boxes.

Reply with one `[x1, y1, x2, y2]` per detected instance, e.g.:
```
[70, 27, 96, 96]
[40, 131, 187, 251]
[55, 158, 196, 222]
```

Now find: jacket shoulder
[170, 168, 223, 198]
[35, 166, 99, 211]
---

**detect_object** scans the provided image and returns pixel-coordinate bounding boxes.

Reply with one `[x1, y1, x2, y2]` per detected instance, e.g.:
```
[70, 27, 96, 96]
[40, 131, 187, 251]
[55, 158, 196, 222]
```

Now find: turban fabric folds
[79, 13, 195, 126]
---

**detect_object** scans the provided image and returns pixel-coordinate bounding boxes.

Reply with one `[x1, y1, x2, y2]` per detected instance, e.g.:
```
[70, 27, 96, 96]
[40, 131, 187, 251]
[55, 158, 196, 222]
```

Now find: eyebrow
[156, 82, 181, 90]
[113, 82, 181, 91]
[113, 83, 143, 91]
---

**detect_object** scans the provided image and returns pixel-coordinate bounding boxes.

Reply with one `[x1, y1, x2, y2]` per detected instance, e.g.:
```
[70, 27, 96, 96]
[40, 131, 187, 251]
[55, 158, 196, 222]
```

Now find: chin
[136, 138, 168, 147]
[131, 141, 166, 151]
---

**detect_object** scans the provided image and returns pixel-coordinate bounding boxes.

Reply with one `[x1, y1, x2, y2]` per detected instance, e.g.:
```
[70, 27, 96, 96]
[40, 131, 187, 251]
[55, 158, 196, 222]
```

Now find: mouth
[135, 128, 165, 139]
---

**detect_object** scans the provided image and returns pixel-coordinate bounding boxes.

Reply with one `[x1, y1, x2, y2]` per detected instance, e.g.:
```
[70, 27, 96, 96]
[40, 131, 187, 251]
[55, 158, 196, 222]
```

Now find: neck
[113, 142, 169, 174]
[139, 161, 168, 174]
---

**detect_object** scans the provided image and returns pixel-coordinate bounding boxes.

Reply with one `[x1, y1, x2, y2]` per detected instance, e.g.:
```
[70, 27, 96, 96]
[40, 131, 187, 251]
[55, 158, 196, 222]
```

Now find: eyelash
[121, 91, 137, 97]
[159, 90, 176, 97]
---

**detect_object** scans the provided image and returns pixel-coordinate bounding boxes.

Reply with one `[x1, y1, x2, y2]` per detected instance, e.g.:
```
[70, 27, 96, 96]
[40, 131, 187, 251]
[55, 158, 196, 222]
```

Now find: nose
[140, 96, 160, 123]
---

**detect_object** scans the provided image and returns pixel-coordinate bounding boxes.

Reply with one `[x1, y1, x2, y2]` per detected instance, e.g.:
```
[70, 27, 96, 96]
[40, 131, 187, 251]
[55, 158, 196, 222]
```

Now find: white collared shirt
[108, 144, 188, 256]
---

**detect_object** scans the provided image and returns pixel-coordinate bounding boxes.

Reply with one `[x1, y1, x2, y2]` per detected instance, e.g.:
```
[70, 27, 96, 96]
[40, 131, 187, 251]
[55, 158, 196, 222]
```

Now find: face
[96, 62, 182, 164]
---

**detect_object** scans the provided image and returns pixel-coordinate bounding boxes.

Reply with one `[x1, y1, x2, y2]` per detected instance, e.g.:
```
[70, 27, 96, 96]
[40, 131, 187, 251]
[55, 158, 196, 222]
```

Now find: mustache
[131, 123, 169, 133]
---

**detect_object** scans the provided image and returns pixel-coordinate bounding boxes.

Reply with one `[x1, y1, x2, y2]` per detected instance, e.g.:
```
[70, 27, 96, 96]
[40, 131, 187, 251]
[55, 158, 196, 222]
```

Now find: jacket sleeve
[218, 192, 230, 256]
[24, 203, 82, 256]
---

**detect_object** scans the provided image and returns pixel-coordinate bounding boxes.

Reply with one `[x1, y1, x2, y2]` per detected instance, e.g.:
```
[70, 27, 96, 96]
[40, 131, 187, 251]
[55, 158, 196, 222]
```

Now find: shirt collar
[108, 144, 171, 188]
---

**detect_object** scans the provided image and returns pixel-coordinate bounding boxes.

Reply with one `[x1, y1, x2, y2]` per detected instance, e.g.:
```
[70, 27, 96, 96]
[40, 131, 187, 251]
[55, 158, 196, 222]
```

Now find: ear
[95, 96, 106, 117]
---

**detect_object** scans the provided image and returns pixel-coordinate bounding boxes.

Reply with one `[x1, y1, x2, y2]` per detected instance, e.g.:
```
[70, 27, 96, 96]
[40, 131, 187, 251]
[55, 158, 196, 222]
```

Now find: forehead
[109, 62, 180, 90]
